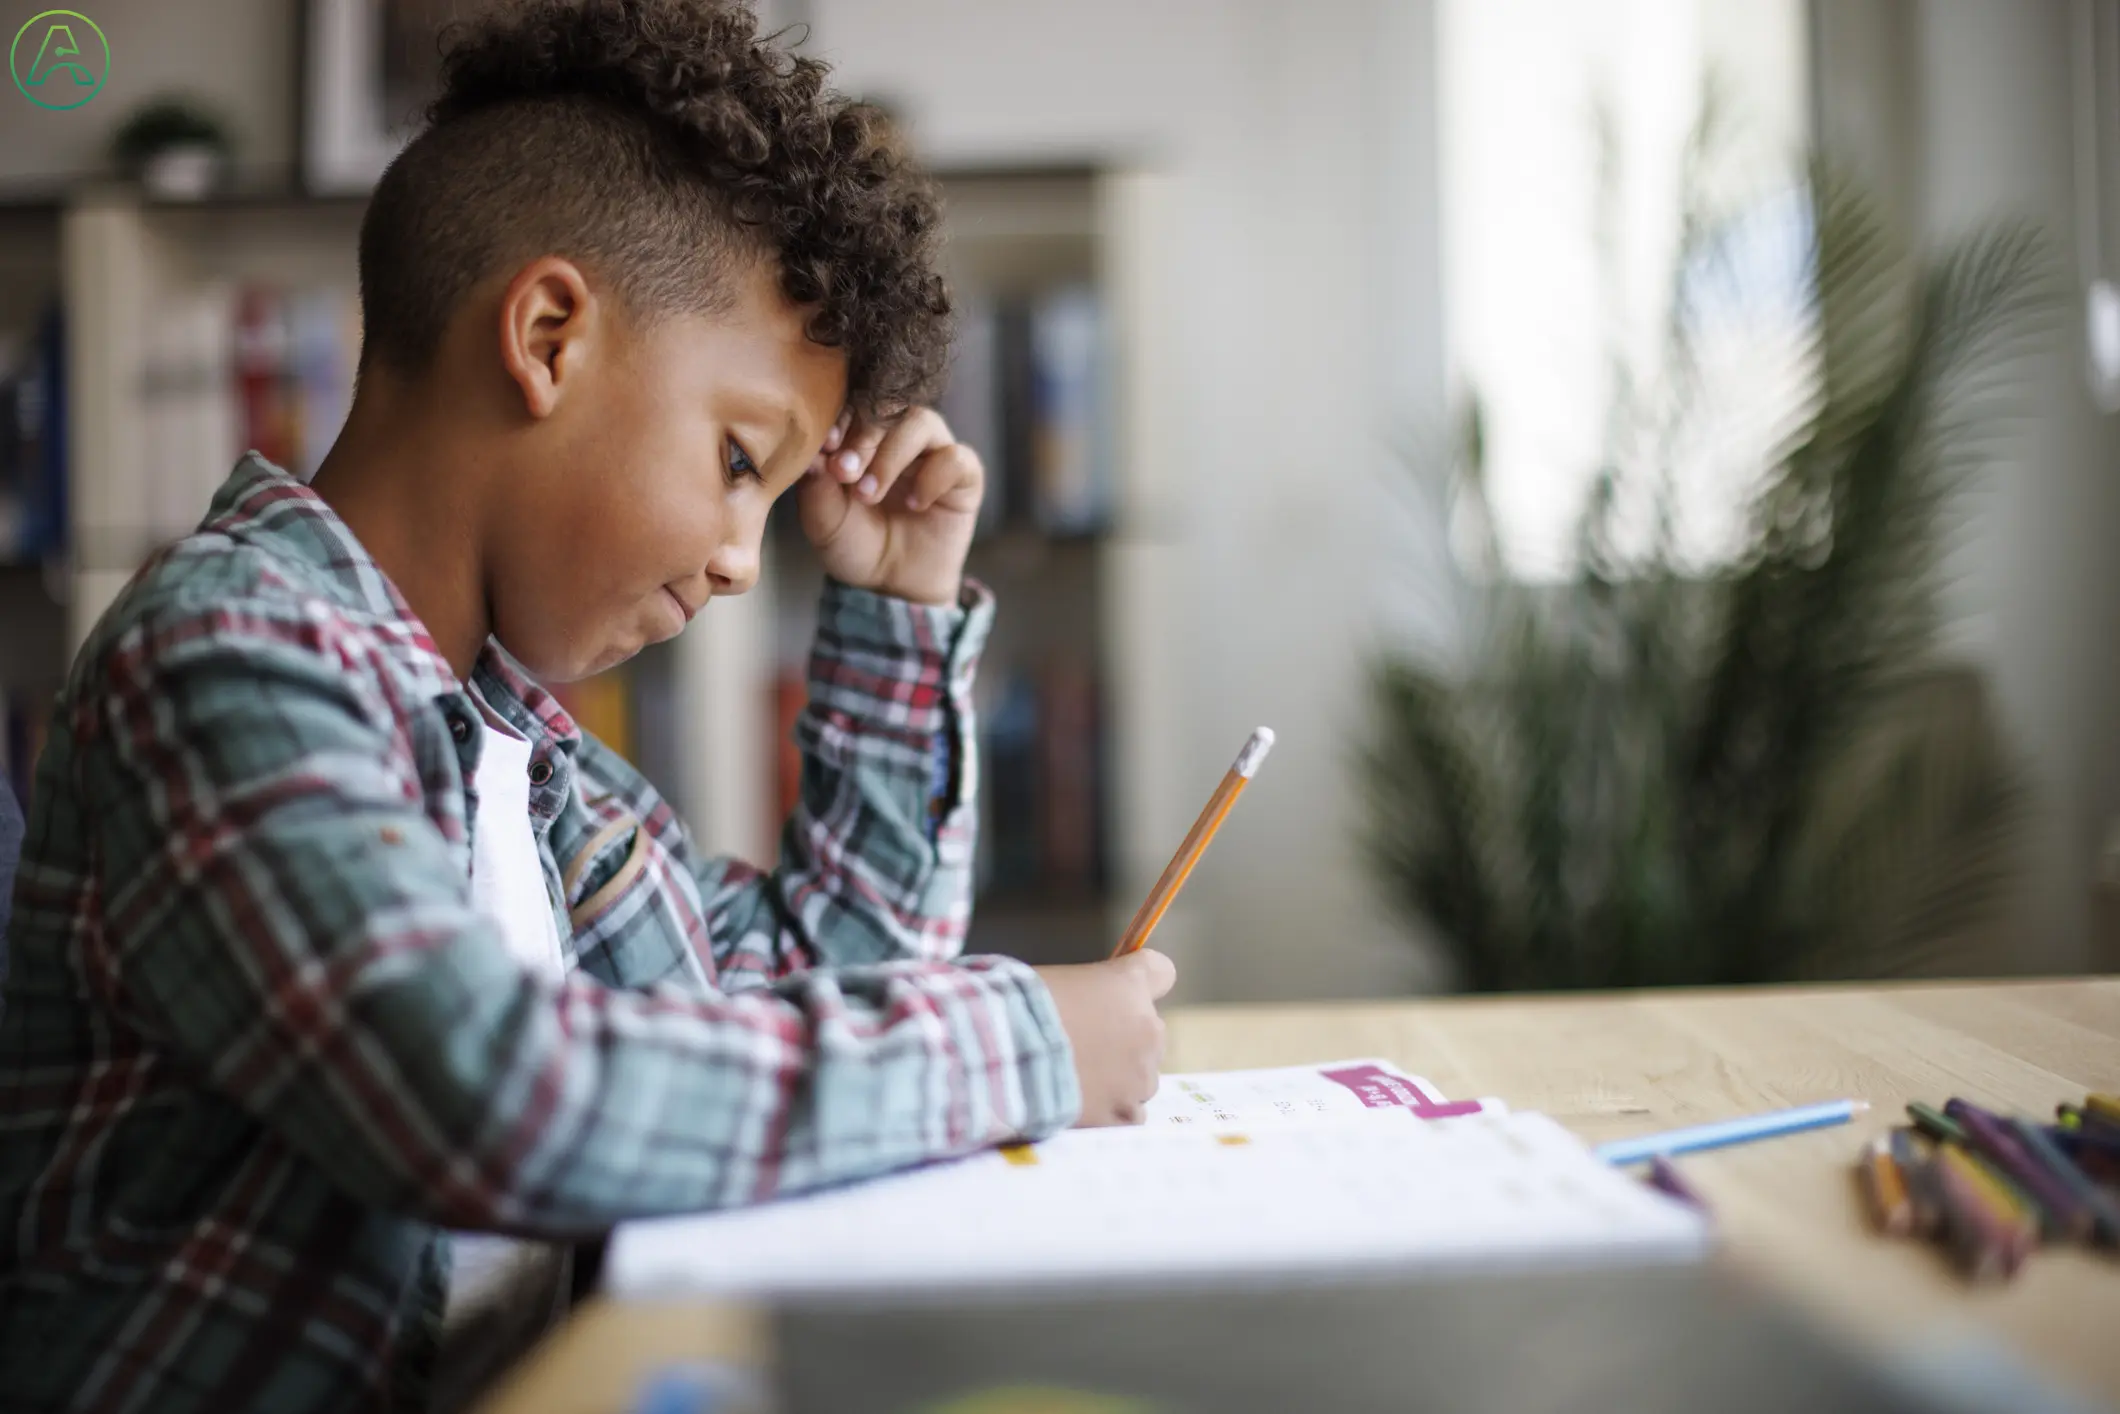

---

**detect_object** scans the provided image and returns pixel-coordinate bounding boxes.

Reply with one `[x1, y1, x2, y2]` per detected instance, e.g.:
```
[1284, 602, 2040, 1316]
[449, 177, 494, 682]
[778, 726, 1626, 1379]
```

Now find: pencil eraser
[1236, 727, 1276, 778]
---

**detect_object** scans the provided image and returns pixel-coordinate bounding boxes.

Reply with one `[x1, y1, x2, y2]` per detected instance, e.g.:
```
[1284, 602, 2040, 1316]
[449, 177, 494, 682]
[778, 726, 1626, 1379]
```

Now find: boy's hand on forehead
[797, 405, 982, 607]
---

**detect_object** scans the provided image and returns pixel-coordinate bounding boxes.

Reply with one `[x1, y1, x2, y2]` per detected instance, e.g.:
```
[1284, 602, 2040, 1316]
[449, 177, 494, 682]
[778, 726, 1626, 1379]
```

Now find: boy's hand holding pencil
[1033, 949, 1177, 1126]
[1032, 728, 1273, 1128]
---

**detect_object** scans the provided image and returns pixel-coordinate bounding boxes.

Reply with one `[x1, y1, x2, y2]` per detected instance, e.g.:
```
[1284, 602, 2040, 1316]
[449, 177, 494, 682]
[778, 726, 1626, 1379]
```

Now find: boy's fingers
[1129, 948, 1177, 1000]
[823, 408, 851, 454]
[831, 417, 890, 484]
[857, 410, 949, 504]
[900, 442, 981, 514]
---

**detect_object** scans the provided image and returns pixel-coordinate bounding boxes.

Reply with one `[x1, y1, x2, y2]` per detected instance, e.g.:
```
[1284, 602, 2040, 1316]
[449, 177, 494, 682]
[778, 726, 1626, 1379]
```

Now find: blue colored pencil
[1594, 1100, 1869, 1167]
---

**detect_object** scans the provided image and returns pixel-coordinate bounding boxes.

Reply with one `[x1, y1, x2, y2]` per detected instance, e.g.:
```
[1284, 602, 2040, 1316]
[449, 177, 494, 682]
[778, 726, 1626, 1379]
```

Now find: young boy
[0, 3, 1174, 1410]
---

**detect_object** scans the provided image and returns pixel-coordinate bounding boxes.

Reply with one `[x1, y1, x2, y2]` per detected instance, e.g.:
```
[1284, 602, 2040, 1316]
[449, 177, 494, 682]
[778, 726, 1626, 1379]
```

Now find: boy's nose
[705, 541, 758, 596]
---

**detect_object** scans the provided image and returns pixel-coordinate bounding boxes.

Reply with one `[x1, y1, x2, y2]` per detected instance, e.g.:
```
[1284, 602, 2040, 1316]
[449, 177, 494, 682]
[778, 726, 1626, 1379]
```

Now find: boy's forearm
[699, 577, 992, 981]
[138, 895, 1078, 1232]
[412, 947, 1080, 1229]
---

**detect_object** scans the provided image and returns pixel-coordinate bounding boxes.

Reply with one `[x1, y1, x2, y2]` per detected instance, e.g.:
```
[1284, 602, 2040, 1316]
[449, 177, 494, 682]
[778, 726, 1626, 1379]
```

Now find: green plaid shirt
[0, 456, 1080, 1413]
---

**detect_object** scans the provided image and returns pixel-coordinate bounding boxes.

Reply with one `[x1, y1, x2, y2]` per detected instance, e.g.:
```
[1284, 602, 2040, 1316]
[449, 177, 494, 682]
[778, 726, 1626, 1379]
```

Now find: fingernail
[836, 451, 860, 479]
[824, 425, 844, 452]
[856, 473, 878, 499]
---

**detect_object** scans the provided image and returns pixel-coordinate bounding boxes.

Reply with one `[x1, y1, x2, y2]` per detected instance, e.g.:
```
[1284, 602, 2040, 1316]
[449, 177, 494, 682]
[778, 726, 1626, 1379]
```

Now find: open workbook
[603, 1059, 1709, 1299]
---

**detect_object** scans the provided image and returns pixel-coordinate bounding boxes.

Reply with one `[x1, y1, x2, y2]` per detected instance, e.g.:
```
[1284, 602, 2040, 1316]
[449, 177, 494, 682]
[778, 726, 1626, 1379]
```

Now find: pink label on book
[1318, 1064, 1442, 1109]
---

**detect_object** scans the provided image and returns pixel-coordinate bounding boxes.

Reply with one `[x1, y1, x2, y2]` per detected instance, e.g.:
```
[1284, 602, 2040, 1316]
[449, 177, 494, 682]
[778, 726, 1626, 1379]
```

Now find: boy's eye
[724, 437, 761, 484]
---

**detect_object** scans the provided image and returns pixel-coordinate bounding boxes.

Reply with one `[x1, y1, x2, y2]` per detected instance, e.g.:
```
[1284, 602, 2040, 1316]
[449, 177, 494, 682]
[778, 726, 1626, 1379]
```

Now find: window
[1438, 0, 1811, 579]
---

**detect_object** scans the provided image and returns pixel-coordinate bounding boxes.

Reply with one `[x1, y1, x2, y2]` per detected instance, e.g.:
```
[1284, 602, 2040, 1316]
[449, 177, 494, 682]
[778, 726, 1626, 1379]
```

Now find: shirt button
[448, 715, 471, 744]
[528, 759, 555, 787]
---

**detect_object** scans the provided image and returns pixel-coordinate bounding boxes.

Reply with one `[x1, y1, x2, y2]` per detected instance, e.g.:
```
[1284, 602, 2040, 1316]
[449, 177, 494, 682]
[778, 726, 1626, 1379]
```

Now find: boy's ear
[497, 256, 599, 419]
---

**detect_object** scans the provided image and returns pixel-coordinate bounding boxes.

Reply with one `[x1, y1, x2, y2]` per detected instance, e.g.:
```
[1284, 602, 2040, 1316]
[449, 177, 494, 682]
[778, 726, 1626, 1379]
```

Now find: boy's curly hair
[357, 0, 951, 415]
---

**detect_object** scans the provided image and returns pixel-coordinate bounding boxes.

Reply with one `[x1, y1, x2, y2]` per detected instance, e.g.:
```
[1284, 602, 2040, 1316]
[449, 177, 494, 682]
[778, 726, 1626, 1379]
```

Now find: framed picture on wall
[299, 0, 458, 194]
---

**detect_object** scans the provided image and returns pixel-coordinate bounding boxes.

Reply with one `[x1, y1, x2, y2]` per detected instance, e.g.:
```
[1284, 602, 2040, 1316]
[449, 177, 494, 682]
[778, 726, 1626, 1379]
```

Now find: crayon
[2049, 1124, 2120, 1184]
[2060, 1103, 2120, 1146]
[1935, 1143, 2037, 1271]
[2007, 1116, 2120, 1245]
[1889, 1128, 1944, 1238]
[2086, 1094, 2120, 1127]
[1947, 1099, 2094, 1243]
[1931, 1144, 2025, 1280]
[1907, 1101, 1968, 1147]
[1856, 1137, 1913, 1236]
[1964, 1144, 2056, 1243]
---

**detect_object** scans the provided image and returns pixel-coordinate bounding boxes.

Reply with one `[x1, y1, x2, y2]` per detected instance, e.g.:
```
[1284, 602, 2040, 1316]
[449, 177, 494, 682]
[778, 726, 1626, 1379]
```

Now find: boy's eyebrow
[720, 390, 804, 466]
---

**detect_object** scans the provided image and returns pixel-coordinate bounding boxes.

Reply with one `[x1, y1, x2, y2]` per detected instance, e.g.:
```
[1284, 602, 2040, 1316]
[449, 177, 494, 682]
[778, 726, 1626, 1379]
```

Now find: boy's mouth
[662, 587, 701, 627]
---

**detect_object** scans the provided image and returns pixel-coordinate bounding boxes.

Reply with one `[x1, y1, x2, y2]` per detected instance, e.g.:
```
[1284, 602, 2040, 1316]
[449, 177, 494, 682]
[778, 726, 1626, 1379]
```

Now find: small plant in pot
[110, 96, 234, 201]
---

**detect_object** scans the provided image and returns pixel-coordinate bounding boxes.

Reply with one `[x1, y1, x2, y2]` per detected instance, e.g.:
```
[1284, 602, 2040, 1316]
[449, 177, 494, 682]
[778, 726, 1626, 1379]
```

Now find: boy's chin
[553, 640, 642, 683]
[503, 629, 642, 686]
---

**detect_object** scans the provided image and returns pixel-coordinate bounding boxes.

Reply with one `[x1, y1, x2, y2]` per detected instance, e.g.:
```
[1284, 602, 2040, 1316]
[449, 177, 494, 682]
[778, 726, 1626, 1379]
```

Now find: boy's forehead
[660, 264, 849, 435]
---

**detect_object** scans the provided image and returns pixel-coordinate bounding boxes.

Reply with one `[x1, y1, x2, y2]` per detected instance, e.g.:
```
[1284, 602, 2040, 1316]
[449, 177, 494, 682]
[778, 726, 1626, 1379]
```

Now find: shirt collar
[472, 640, 582, 755]
[202, 455, 580, 751]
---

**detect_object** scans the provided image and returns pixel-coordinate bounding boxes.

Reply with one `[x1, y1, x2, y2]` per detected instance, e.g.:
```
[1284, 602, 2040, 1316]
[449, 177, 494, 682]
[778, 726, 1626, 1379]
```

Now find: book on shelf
[936, 294, 1004, 536]
[0, 305, 68, 564]
[1026, 283, 1110, 535]
[954, 283, 1111, 540]
[981, 670, 1040, 895]
[141, 282, 360, 554]
[0, 684, 51, 811]
[290, 289, 357, 480]
[232, 286, 297, 473]
[1037, 657, 1104, 895]
[975, 661, 1108, 902]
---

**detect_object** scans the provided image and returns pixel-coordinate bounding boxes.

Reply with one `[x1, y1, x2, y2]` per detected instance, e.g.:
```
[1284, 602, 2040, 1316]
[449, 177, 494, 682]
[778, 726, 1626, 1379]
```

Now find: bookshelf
[43, 165, 1192, 973]
[0, 199, 69, 802]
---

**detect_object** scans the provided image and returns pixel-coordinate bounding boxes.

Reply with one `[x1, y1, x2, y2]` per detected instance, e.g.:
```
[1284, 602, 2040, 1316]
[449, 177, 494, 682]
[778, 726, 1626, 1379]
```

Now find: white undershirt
[437, 698, 570, 1400]
[466, 707, 565, 980]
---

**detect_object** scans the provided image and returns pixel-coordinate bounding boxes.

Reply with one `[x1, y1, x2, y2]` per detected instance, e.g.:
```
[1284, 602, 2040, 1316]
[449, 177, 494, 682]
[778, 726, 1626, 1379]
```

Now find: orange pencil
[1111, 727, 1275, 957]
[1856, 1137, 1913, 1236]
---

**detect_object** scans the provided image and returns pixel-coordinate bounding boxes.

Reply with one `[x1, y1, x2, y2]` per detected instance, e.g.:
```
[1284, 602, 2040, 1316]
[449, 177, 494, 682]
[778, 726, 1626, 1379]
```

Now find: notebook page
[605, 1110, 1710, 1299]
[1145, 1057, 1506, 1127]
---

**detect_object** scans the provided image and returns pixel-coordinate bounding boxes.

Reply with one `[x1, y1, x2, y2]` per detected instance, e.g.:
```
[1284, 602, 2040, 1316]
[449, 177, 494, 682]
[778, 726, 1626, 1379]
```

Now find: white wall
[1816, 0, 2120, 973]
[0, 0, 296, 188]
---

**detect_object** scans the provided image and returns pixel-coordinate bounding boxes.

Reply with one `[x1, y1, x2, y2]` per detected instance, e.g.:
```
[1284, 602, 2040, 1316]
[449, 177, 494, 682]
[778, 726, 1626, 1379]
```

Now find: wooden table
[482, 978, 2120, 1413]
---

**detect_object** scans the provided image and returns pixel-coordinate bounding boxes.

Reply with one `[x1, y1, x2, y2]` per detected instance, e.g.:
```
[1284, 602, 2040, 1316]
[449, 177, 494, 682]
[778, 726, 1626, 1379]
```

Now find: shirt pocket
[556, 801, 650, 934]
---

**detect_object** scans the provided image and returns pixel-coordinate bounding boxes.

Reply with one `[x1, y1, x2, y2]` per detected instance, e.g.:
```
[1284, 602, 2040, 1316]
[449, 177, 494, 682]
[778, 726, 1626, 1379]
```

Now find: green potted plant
[110, 96, 234, 200]
[1362, 143, 2049, 992]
